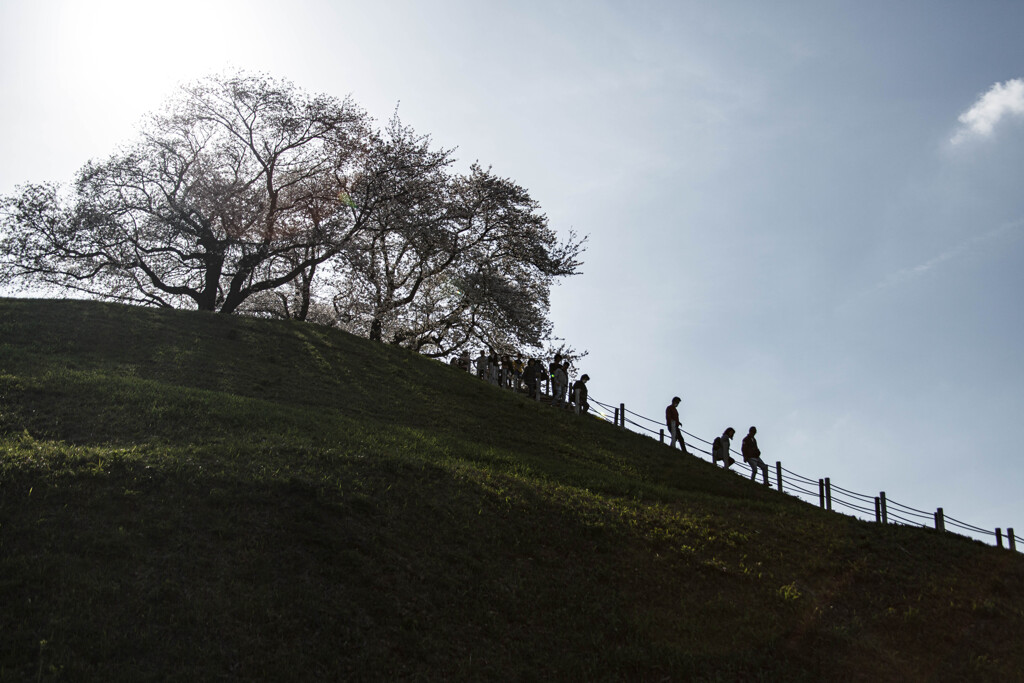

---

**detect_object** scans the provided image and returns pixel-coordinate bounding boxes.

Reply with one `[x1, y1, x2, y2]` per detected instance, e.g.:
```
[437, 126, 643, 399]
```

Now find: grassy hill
[1, 298, 1022, 681]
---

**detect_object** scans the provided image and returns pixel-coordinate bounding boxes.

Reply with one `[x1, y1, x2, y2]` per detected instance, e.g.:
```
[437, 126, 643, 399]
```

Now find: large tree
[0, 73, 370, 313]
[1, 72, 585, 356]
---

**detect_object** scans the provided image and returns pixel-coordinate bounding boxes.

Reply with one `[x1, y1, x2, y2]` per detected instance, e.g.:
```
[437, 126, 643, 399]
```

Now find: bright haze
[3, 0, 1023, 540]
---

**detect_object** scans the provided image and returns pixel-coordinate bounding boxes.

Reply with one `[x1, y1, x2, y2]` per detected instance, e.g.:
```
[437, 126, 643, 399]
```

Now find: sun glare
[51, 0, 259, 144]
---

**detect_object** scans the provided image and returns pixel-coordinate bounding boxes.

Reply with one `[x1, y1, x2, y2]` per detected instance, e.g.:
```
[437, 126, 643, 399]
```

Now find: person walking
[713, 427, 736, 469]
[549, 353, 562, 377]
[487, 349, 499, 385]
[501, 354, 513, 388]
[665, 396, 693, 455]
[475, 350, 488, 379]
[551, 360, 569, 407]
[548, 353, 562, 397]
[570, 374, 590, 414]
[742, 426, 769, 485]
[523, 358, 540, 399]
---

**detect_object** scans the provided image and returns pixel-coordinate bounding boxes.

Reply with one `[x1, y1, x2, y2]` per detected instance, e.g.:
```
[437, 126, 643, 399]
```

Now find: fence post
[824, 477, 832, 511]
[996, 528, 1003, 549]
[613, 408, 619, 426]
[659, 429, 664, 443]
[879, 492, 888, 524]
[620, 403, 625, 428]
[934, 507, 944, 532]
[775, 461, 783, 492]
[818, 479, 825, 509]
[1009, 528, 1017, 552]
[874, 497, 881, 523]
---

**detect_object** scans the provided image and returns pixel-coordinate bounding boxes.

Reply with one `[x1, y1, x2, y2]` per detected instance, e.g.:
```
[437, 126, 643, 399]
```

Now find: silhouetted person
[713, 427, 736, 468]
[548, 353, 562, 396]
[475, 350, 487, 379]
[549, 353, 562, 376]
[552, 360, 569, 407]
[665, 396, 693, 454]
[523, 358, 540, 399]
[501, 354, 513, 388]
[742, 426, 769, 485]
[487, 349, 499, 384]
[571, 374, 590, 414]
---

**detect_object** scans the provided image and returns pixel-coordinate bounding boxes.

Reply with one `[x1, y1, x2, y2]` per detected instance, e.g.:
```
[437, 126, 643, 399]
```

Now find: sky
[2, 0, 1023, 545]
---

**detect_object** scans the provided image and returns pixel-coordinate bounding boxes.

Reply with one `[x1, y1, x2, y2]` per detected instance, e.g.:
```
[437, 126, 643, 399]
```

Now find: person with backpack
[712, 427, 736, 468]
[742, 426, 769, 485]
[665, 396, 694, 455]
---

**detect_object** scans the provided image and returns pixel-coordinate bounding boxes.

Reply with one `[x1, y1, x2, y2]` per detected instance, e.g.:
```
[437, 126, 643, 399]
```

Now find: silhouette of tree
[1, 72, 585, 356]
[1, 73, 370, 313]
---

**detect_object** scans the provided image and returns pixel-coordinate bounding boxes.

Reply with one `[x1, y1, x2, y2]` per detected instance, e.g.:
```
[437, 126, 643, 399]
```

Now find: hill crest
[1, 298, 1023, 681]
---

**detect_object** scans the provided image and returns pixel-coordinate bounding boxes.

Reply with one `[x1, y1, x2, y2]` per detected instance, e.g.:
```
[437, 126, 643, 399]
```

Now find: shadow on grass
[1, 437, 871, 682]
[2, 299, 1024, 682]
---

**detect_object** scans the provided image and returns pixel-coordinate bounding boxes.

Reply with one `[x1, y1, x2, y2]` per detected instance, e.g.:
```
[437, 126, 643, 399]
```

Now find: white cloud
[952, 78, 1024, 144]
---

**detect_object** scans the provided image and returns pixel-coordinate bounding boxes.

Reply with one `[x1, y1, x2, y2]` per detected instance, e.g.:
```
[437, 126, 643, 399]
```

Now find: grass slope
[1, 298, 1022, 681]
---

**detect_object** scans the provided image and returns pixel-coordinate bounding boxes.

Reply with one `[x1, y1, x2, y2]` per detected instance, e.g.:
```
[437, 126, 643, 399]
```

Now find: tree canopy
[0, 72, 584, 356]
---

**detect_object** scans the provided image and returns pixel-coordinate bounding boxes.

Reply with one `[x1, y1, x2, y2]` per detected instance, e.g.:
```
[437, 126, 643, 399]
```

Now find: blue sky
[2, 0, 1023, 542]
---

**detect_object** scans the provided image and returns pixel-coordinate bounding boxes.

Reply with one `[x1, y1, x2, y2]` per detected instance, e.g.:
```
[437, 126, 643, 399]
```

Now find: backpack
[712, 436, 722, 461]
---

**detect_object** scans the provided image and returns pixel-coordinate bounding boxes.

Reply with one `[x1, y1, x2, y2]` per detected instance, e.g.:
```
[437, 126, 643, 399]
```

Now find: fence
[582, 395, 1020, 553]
[460, 361, 1020, 552]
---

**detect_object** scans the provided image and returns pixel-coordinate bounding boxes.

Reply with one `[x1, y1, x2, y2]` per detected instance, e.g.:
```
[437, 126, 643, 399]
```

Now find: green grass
[1, 298, 1022, 681]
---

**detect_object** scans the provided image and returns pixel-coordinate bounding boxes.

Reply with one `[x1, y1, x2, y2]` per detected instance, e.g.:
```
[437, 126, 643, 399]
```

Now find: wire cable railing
[945, 516, 996, 538]
[585, 393, 1018, 551]
[460, 367, 1019, 552]
[829, 488, 877, 512]
[625, 407, 664, 427]
[830, 483, 878, 504]
[624, 416, 659, 435]
[887, 498, 936, 518]
[888, 510, 929, 528]
[786, 482, 823, 499]
[780, 466, 820, 487]
[832, 497, 879, 517]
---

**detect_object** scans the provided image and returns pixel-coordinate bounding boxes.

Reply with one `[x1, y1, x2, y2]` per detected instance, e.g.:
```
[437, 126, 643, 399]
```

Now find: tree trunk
[296, 264, 315, 321]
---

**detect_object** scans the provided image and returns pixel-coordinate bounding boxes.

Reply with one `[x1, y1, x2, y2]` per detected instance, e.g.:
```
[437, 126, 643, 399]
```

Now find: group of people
[450, 353, 768, 484]
[665, 397, 770, 485]
[450, 350, 591, 413]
